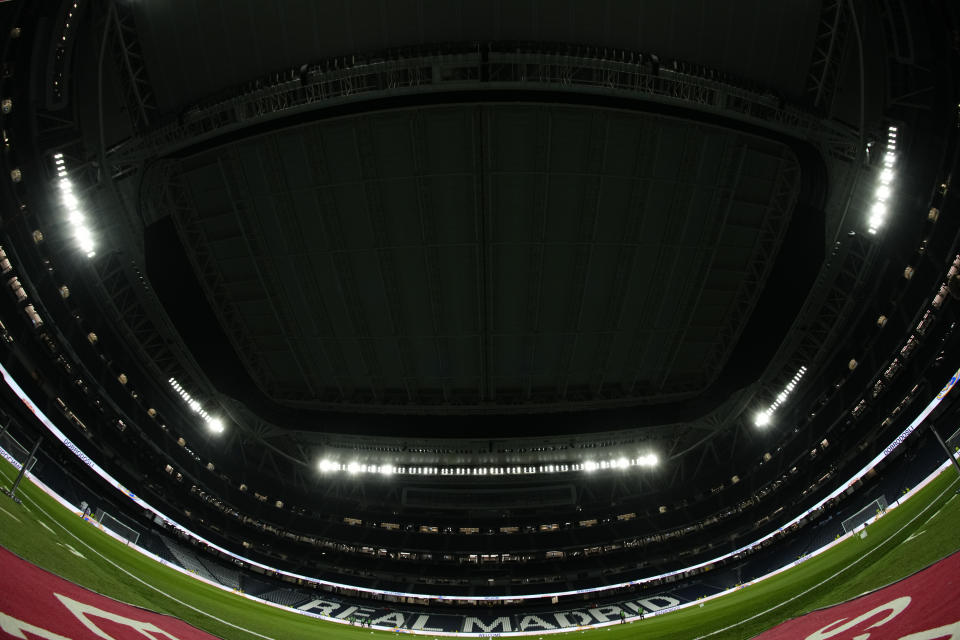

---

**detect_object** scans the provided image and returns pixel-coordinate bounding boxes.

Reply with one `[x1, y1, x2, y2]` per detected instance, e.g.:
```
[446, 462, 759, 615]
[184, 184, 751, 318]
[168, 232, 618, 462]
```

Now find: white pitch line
[921, 493, 957, 526]
[692, 476, 960, 639]
[924, 507, 945, 526]
[37, 520, 56, 535]
[0, 503, 22, 523]
[13, 487, 279, 640]
[903, 529, 926, 544]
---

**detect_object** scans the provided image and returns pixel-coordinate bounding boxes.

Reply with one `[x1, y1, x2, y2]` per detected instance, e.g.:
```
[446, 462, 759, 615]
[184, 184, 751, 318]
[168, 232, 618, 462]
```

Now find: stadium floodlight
[636, 453, 658, 467]
[168, 377, 224, 434]
[870, 125, 900, 234]
[309, 455, 665, 478]
[754, 366, 807, 427]
[56, 159, 96, 258]
[4, 353, 959, 605]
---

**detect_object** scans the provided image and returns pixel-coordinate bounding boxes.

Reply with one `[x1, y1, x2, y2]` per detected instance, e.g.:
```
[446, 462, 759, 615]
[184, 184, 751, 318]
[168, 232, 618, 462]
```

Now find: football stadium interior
[0, 1, 959, 638]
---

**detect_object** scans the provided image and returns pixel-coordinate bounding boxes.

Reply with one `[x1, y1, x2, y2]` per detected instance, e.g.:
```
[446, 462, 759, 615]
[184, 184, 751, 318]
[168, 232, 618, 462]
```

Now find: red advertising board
[0, 546, 221, 640]
[754, 550, 960, 640]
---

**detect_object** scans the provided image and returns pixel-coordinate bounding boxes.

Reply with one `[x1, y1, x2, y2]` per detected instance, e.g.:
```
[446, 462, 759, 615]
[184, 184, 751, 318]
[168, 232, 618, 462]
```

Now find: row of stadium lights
[7, 345, 957, 602]
[53, 154, 95, 257]
[168, 377, 225, 434]
[754, 366, 808, 427]
[868, 125, 898, 234]
[317, 454, 659, 477]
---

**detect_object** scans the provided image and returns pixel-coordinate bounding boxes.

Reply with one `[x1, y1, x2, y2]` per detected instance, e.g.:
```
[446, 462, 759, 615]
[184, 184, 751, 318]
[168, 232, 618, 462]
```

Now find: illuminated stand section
[755, 366, 808, 427]
[1, 358, 956, 605]
[868, 125, 898, 235]
[53, 154, 95, 258]
[167, 377, 224, 434]
[316, 453, 659, 478]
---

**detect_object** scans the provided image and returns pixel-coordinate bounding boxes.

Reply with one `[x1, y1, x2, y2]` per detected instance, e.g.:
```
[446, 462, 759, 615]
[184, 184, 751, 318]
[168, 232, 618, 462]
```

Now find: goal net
[946, 427, 960, 455]
[842, 496, 889, 534]
[93, 508, 141, 545]
[0, 430, 37, 473]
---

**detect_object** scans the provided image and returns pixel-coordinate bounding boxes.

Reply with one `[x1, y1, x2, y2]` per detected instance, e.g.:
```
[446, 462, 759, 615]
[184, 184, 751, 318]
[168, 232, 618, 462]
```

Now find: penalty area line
[0, 502, 22, 523]
[921, 493, 957, 526]
[692, 474, 960, 639]
[6, 471, 279, 640]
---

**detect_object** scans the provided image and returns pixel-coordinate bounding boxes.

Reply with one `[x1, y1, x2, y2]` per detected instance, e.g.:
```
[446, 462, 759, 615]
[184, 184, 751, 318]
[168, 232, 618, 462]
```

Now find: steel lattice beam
[85, 253, 179, 381]
[102, 0, 157, 134]
[106, 45, 858, 174]
[159, 162, 275, 392]
[703, 150, 802, 377]
[806, 0, 850, 114]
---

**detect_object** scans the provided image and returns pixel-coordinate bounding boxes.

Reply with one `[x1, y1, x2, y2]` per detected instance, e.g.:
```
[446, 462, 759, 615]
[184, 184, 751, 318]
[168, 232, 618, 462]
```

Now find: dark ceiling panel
[430, 177, 476, 244]
[164, 103, 800, 412]
[392, 247, 434, 332]
[492, 244, 530, 333]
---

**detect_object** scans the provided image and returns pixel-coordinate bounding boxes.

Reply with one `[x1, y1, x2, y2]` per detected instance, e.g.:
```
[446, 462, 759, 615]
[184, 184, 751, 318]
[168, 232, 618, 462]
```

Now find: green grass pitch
[1, 458, 958, 640]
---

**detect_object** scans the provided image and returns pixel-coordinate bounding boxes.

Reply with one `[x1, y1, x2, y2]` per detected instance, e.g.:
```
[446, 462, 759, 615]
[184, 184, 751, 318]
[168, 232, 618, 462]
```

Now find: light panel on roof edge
[754, 366, 808, 427]
[867, 125, 899, 234]
[316, 453, 659, 477]
[168, 377, 225, 435]
[53, 153, 95, 258]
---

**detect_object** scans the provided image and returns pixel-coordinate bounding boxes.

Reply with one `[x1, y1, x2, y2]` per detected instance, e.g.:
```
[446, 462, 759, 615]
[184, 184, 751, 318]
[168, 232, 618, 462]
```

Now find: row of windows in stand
[346, 513, 637, 534]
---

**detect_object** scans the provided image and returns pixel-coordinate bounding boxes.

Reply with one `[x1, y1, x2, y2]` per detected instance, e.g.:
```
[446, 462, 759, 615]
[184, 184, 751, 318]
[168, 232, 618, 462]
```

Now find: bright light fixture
[754, 366, 807, 427]
[869, 126, 899, 234]
[311, 454, 660, 477]
[168, 377, 225, 434]
[54, 157, 95, 257]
